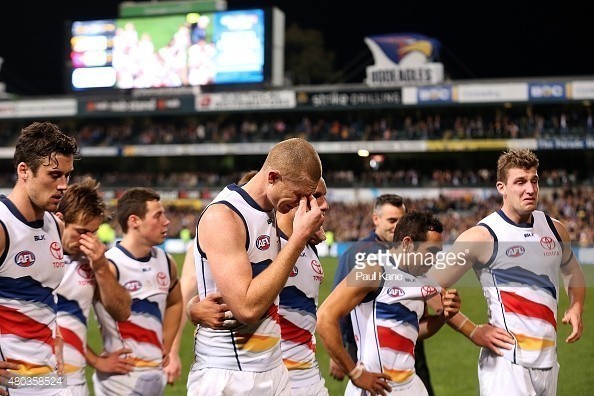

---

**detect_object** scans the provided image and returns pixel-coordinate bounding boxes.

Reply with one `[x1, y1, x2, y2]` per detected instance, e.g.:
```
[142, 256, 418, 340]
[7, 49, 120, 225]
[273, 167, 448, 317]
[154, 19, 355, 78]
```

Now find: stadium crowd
[1, 106, 593, 147]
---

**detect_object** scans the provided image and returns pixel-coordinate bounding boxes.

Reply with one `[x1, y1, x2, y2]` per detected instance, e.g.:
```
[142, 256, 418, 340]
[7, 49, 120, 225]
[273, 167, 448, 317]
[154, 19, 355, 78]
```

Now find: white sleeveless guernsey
[194, 184, 282, 372]
[351, 265, 440, 386]
[55, 254, 96, 385]
[0, 197, 66, 395]
[95, 243, 170, 370]
[278, 231, 324, 388]
[475, 209, 562, 368]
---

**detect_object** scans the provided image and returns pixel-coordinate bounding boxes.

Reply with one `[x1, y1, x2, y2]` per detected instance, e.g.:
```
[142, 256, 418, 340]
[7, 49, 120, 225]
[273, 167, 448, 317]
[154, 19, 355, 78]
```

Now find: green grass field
[86, 255, 594, 395]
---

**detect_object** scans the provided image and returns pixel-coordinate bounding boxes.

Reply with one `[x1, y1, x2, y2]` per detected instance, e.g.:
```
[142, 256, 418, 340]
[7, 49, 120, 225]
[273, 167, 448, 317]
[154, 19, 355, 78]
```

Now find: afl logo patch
[15, 251, 36, 267]
[256, 235, 271, 251]
[387, 287, 405, 298]
[50, 242, 63, 260]
[124, 280, 142, 292]
[290, 266, 299, 277]
[506, 246, 525, 257]
[157, 271, 169, 287]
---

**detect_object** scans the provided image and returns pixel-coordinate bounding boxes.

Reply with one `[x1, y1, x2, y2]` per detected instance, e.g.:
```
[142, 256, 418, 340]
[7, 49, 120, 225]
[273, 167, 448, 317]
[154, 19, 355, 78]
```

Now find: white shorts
[92, 370, 166, 396]
[65, 383, 89, 396]
[344, 374, 428, 396]
[478, 348, 559, 396]
[187, 363, 291, 396]
[291, 376, 328, 396]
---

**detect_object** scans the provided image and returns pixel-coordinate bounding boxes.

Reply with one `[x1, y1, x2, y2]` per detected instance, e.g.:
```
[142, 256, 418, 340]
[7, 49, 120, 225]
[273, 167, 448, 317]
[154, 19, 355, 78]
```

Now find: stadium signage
[537, 139, 594, 150]
[194, 90, 296, 111]
[417, 86, 453, 103]
[298, 90, 401, 108]
[364, 34, 444, 87]
[80, 97, 188, 115]
[528, 83, 566, 101]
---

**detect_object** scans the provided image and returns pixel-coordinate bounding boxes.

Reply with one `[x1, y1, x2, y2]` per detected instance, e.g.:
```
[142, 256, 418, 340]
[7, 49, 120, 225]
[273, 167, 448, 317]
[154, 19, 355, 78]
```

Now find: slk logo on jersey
[540, 236, 555, 250]
[34, 235, 45, 241]
[156, 271, 169, 287]
[506, 246, 525, 257]
[387, 287, 405, 298]
[290, 266, 299, 277]
[15, 251, 36, 267]
[310, 260, 323, 275]
[124, 280, 142, 292]
[256, 235, 271, 251]
[50, 242, 63, 260]
[77, 263, 95, 279]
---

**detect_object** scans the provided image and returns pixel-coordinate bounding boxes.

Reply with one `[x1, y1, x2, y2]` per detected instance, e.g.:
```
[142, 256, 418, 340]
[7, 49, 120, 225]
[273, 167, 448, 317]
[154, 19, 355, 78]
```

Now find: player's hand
[163, 352, 182, 385]
[562, 306, 583, 343]
[352, 369, 392, 396]
[94, 348, 134, 374]
[292, 196, 325, 244]
[79, 232, 108, 270]
[470, 323, 515, 356]
[328, 358, 345, 381]
[308, 226, 327, 245]
[187, 293, 237, 329]
[1, 360, 20, 394]
[441, 289, 461, 319]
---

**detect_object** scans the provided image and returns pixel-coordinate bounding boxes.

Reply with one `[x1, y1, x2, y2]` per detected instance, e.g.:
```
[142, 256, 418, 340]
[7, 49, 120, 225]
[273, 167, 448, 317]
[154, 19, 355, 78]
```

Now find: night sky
[0, 0, 591, 96]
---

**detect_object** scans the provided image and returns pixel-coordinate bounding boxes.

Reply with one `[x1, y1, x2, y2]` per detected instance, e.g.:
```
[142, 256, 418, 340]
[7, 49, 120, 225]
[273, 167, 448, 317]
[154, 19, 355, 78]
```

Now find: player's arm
[554, 219, 586, 343]
[165, 243, 196, 385]
[199, 196, 323, 325]
[428, 225, 493, 288]
[82, 232, 131, 322]
[428, 226, 515, 353]
[85, 344, 133, 375]
[317, 266, 391, 394]
[418, 289, 461, 340]
[162, 254, 183, 367]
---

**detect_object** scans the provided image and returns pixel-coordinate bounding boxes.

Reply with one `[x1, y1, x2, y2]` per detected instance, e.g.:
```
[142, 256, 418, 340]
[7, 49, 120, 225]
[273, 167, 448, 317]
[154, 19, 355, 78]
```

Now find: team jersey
[194, 184, 282, 372]
[0, 198, 65, 387]
[94, 243, 171, 370]
[351, 265, 440, 387]
[55, 254, 96, 385]
[278, 230, 324, 388]
[475, 209, 562, 368]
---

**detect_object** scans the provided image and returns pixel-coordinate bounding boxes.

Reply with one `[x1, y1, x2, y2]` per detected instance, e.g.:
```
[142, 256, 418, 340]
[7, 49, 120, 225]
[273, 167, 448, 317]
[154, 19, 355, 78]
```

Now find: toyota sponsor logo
[310, 260, 323, 275]
[50, 242, 64, 260]
[540, 236, 556, 250]
[156, 271, 169, 287]
[421, 285, 438, 299]
[77, 263, 95, 279]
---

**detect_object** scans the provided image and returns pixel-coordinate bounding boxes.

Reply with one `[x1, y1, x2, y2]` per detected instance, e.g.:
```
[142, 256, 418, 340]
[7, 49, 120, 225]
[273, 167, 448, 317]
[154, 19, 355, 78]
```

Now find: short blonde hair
[263, 138, 322, 182]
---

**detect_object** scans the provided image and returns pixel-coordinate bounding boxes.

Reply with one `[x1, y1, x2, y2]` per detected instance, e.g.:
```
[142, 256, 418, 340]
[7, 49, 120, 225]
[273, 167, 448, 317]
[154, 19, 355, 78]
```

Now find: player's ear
[55, 212, 64, 221]
[267, 170, 281, 184]
[496, 181, 505, 195]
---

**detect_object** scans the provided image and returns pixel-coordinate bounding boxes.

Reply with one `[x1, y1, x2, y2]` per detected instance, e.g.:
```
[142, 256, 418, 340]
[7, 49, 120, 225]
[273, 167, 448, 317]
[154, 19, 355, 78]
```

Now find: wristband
[469, 324, 482, 340]
[456, 317, 469, 331]
[347, 363, 364, 380]
[459, 319, 477, 339]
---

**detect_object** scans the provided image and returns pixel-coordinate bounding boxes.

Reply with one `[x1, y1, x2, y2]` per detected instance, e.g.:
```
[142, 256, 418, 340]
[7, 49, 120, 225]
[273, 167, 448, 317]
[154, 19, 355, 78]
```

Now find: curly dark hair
[13, 122, 79, 174]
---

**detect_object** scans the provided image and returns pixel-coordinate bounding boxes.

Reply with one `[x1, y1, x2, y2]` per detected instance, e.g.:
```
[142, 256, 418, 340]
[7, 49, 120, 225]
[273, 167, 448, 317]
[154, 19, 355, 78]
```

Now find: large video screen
[69, 9, 271, 90]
